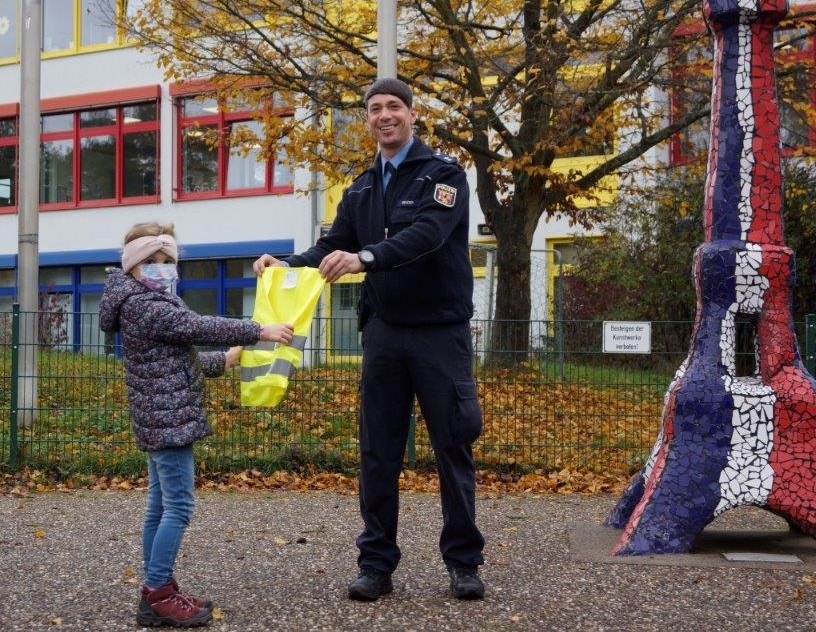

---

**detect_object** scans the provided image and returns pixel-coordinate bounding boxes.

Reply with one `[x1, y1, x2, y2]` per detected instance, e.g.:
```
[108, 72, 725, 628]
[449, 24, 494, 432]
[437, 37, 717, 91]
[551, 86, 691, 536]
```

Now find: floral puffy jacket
[99, 268, 261, 451]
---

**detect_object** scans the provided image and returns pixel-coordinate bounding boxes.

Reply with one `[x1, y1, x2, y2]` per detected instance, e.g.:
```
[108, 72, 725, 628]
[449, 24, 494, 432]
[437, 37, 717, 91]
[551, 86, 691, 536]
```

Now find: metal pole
[376, 0, 404, 459]
[556, 263, 565, 380]
[377, 0, 397, 79]
[17, 0, 42, 428]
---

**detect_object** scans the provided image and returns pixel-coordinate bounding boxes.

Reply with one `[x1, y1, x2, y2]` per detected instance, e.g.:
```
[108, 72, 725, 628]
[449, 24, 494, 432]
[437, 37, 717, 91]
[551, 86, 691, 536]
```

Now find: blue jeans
[143, 445, 196, 588]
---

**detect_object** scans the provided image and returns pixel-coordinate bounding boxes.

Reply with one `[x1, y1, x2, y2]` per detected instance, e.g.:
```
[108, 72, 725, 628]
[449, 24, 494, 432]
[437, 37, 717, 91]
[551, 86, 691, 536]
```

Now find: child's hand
[225, 346, 243, 368]
[260, 323, 295, 344]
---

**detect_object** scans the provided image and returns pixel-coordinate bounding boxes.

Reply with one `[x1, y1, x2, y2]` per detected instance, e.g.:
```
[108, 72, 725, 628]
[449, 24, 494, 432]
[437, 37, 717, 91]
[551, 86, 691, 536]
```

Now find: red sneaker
[136, 581, 212, 627]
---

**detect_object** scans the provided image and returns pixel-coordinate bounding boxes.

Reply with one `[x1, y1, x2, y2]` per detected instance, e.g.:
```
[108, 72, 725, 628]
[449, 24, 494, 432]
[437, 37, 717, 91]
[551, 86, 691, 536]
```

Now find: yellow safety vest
[240, 267, 325, 407]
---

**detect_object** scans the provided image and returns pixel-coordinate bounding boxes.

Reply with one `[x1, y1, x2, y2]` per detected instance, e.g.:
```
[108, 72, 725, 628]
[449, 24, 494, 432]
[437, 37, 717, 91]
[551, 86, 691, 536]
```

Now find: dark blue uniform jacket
[286, 137, 474, 327]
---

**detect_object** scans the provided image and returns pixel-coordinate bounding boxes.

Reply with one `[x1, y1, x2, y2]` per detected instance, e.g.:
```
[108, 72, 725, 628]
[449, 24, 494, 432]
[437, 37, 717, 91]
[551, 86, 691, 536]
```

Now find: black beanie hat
[363, 78, 413, 108]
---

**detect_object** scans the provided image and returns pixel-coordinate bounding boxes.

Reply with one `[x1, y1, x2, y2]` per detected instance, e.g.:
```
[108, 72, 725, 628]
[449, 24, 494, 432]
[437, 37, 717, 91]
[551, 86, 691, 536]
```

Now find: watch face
[360, 250, 374, 264]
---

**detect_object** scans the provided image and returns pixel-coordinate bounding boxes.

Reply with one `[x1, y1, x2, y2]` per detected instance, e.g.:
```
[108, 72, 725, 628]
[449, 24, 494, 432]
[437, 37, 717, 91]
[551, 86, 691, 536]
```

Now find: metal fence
[3, 308, 815, 476]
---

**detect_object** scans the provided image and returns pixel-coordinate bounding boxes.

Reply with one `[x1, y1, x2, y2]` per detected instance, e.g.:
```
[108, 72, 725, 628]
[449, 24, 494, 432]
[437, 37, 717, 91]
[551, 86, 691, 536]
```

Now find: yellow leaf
[123, 566, 138, 584]
[212, 607, 223, 620]
[34, 527, 45, 539]
[50, 617, 62, 626]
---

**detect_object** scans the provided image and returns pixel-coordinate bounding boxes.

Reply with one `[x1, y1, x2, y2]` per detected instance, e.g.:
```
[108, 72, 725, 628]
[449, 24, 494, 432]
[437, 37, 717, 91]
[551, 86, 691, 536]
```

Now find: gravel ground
[2, 489, 816, 631]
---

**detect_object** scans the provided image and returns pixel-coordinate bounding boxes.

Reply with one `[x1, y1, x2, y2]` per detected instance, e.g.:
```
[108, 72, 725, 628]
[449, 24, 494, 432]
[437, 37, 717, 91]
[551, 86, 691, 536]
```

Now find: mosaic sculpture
[606, 0, 816, 554]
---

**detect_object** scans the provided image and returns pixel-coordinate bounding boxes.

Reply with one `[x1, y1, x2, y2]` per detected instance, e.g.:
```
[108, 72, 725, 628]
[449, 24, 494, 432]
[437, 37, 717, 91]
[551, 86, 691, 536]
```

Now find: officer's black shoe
[449, 566, 485, 600]
[347, 568, 393, 601]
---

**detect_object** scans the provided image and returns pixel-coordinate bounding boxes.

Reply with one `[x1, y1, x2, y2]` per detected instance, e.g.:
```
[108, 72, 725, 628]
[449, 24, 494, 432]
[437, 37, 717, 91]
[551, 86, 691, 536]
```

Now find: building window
[41, 0, 120, 54]
[556, 74, 615, 159]
[329, 282, 362, 357]
[0, 0, 18, 60]
[177, 258, 257, 318]
[41, 113, 75, 204]
[39, 98, 159, 210]
[175, 92, 293, 200]
[42, 0, 74, 51]
[80, 0, 117, 47]
[670, 23, 816, 165]
[1, 0, 132, 61]
[0, 115, 15, 211]
[775, 25, 816, 153]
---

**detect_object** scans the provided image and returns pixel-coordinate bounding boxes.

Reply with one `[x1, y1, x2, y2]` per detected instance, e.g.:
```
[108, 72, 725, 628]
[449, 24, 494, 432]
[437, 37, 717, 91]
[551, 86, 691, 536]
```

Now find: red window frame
[669, 13, 816, 166]
[0, 103, 18, 215]
[171, 82, 294, 201]
[773, 21, 816, 155]
[39, 86, 161, 212]
[668, 34, 711, 167]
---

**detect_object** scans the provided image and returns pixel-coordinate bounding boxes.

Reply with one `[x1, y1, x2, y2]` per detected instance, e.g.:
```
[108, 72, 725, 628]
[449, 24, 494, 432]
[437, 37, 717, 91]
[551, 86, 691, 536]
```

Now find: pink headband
[121, 235, 179, 273]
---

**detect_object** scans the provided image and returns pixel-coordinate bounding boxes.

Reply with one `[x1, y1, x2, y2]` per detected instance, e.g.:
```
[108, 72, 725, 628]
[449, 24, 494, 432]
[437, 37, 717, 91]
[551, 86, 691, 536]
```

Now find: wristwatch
[358, 249, 375, 270]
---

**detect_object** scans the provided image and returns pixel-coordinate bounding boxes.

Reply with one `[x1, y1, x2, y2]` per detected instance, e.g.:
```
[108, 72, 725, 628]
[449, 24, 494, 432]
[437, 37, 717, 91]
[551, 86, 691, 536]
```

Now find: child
[99, 222, 293, 627]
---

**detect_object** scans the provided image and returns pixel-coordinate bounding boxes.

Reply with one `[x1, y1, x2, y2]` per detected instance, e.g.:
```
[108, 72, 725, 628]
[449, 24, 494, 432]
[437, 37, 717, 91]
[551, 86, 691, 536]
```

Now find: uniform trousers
[356, 316, 485, 573]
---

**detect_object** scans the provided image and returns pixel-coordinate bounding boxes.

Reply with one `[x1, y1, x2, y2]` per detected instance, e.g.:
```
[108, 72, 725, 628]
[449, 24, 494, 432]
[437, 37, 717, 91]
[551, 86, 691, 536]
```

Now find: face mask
[138, 263, 178, 294]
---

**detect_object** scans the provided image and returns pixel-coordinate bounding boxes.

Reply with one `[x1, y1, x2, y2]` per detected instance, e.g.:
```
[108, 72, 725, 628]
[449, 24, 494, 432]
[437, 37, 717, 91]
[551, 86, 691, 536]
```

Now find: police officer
[253, 78, 485, 601]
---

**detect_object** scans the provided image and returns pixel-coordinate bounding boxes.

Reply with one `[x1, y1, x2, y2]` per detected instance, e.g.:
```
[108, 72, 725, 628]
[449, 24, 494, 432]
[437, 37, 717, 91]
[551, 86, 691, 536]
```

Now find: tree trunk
[487, 192, 536, 367]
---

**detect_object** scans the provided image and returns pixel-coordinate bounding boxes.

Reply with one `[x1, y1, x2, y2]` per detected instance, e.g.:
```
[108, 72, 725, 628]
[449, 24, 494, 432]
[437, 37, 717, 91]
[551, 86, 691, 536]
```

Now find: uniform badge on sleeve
[433, 183, 457, 208]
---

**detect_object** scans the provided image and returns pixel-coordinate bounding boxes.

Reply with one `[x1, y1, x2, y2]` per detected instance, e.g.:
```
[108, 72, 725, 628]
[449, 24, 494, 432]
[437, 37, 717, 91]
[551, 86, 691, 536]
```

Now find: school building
[0, 1, 814, 354]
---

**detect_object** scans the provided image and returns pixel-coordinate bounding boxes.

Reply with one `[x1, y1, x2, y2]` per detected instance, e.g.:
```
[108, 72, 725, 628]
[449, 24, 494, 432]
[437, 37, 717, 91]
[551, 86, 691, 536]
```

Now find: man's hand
[318, 250, 365, 283]
[253, 254, 284, 276]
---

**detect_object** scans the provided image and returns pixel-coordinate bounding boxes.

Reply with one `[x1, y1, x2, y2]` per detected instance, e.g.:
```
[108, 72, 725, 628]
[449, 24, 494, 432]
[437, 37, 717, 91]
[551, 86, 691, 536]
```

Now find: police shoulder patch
[434, 183, 457, 208]
[432, 151, 458, 164]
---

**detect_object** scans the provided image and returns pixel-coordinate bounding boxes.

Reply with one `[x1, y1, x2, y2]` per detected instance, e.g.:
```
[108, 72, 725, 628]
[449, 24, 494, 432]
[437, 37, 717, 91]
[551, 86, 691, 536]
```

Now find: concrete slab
[722, 551, 802, 563]
[569, 522, 816, 569]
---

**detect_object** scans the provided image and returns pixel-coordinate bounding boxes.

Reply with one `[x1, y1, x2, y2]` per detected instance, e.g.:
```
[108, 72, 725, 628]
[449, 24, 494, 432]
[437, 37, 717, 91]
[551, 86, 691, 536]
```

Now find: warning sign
[602, 321, 651, 354]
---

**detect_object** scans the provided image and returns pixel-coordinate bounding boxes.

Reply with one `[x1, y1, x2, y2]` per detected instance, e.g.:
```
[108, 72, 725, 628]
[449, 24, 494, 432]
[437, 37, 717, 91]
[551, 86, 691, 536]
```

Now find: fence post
[9, 303, 19, 468]
[806, 314, 816, 376]
[555, 271, 565, 380]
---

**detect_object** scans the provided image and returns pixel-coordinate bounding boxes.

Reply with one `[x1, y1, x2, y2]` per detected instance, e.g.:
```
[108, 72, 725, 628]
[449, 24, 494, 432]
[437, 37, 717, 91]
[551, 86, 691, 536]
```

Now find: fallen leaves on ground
[1, 467, 631, 497]
[5, 359, 666, 476]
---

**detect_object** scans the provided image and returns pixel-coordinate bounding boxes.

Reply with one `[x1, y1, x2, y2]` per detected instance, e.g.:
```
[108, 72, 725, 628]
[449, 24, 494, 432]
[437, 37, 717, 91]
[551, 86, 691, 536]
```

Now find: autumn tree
[563, 165, 703, 325]
[123, 0, 813, 365]
[562, 158, 816, 359]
